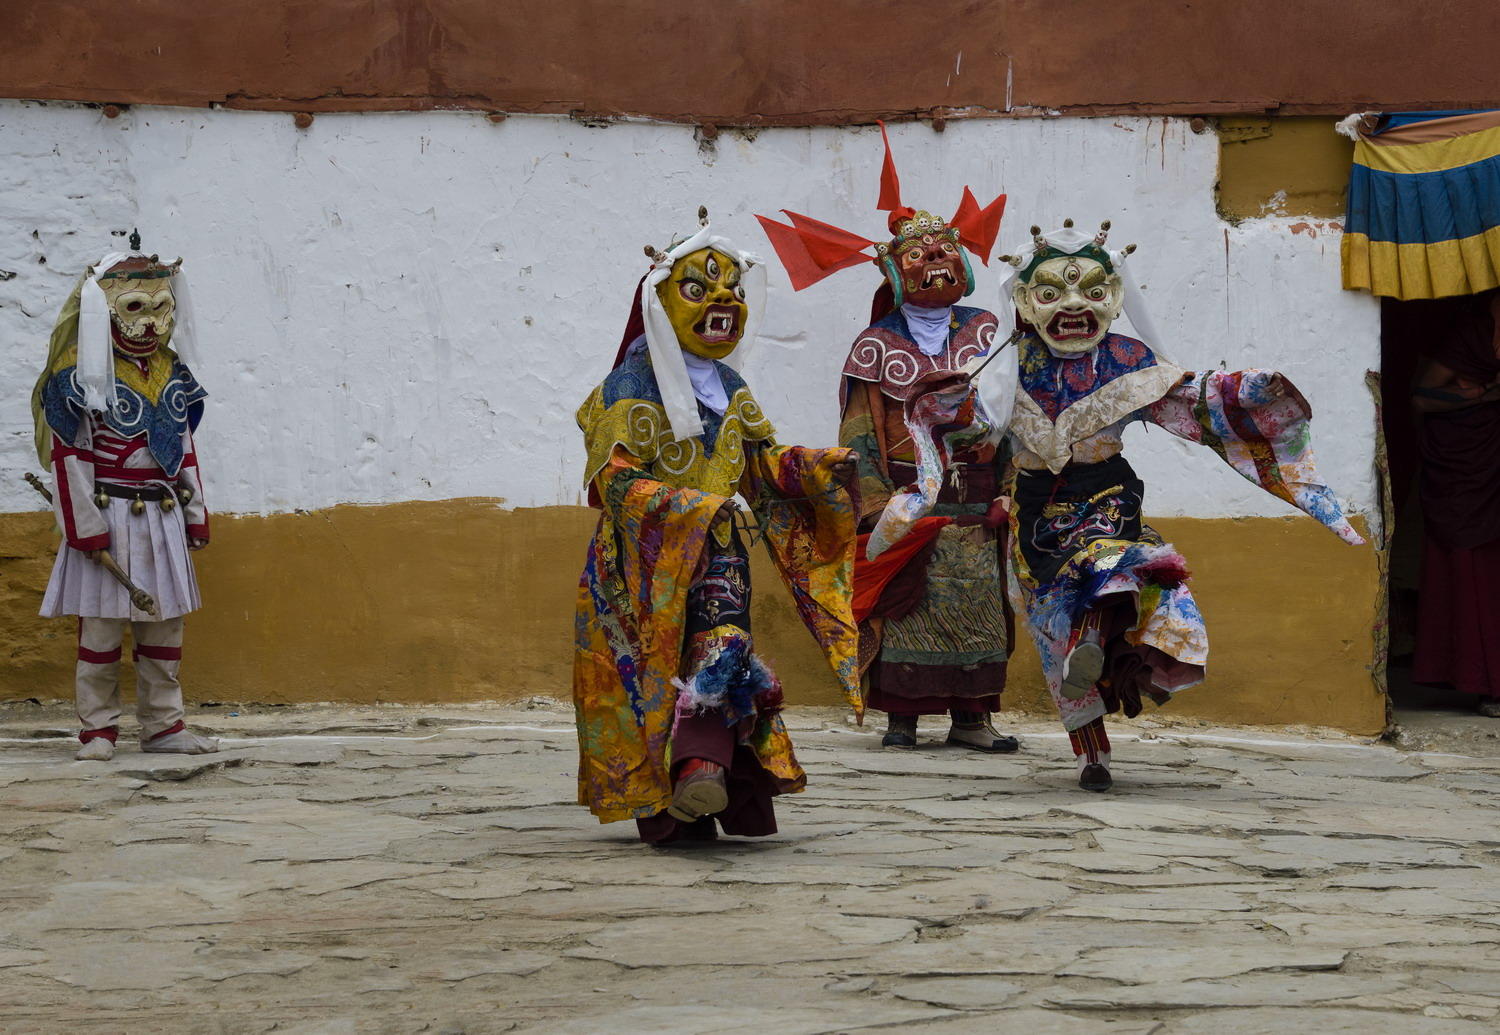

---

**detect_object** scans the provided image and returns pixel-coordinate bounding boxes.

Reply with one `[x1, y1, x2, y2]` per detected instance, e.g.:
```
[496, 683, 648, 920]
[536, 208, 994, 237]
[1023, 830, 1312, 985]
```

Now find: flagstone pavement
[2, 699, 1498, 1034]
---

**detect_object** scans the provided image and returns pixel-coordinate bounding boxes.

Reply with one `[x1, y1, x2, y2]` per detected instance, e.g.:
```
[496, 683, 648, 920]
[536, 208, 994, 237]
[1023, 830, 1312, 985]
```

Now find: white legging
[76, 616, 185, 740]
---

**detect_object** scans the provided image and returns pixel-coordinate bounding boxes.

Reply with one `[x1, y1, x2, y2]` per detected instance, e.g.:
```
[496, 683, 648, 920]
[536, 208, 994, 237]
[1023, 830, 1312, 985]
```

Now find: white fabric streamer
[723, 253, 765, 374]
[969, 332, 1018, 444]
[640, 224, 765, 442]
[1115, 258, 1165, 357]
[169, 266, 202, 370]
[624, 332, 728, 413]
[77, 250, 129, 414]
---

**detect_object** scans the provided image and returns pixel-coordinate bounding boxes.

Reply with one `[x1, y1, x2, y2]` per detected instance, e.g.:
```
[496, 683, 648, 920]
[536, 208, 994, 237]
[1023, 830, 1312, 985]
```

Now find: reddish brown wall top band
[7, 0, 1496, 122]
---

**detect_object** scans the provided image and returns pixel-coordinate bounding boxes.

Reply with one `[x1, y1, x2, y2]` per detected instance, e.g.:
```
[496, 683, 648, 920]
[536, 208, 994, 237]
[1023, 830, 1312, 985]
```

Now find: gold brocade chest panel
[53, 346, 178, 405]
[582, 386, 776, 501]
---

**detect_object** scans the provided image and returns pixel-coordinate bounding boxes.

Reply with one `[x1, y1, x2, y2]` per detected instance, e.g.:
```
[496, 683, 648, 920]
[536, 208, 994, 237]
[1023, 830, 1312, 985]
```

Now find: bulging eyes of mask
[103, 277, 176, 357]
[1013, 256, 1124, 356]
[656, 247, 747, 360]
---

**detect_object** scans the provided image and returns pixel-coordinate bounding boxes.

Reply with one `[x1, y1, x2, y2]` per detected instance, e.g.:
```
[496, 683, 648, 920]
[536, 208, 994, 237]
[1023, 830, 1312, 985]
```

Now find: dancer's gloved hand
[711, 499, 739, 529]
[822, 447, 858, 489]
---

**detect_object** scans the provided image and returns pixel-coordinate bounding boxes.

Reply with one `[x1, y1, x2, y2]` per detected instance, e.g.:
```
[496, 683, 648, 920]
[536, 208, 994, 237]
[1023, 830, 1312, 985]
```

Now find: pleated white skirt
[41, 495, 201, 621]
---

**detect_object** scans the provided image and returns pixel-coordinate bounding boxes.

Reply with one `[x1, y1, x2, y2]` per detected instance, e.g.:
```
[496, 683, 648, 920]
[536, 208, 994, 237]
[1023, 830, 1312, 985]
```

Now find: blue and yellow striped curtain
[1343, 110, 1500, 300]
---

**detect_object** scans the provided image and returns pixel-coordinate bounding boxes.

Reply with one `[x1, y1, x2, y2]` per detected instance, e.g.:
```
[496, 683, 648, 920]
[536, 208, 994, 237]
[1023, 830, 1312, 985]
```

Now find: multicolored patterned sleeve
[861, 371, 1000, 558]
[1146, 369, 1366, 546]
[742, 442, 862, 717]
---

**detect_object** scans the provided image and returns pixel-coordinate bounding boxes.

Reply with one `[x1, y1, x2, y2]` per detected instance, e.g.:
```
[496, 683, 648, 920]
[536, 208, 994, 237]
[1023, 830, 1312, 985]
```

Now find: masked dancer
[32, 235, 219, 761]
[757, 126, 1019, 753]
[573, 210, 860, 845]
[983, 221, 1364, 789]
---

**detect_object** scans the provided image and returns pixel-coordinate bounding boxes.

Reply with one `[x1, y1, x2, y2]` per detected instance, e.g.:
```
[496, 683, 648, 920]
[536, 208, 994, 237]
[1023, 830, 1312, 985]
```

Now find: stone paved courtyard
[2, 700, 1499, 1034]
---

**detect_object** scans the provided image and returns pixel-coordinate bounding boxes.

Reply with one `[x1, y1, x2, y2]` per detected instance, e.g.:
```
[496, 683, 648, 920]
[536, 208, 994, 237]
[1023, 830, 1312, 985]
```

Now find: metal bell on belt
[130, 495, 146, 516]
[160, 495, 177, 513]
[93, 488, 109, 509]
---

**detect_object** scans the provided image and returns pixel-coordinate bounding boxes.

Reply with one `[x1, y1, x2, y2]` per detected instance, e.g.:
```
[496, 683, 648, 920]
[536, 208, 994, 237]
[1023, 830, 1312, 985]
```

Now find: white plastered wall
[0, 102, 1379, 520]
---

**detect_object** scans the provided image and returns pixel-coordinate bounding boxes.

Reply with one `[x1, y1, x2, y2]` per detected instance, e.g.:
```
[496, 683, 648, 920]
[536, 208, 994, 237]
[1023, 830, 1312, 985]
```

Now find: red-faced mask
[876, 210, 973, 309]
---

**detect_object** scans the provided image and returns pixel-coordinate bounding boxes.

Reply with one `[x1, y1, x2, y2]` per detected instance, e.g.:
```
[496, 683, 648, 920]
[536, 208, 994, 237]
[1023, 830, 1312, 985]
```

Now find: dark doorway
[1380, 293, 1500, 720]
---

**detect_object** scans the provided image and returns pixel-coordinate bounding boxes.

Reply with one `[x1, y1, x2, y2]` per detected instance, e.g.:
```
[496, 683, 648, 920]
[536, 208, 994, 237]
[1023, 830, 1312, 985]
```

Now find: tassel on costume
[1074, 542, 1191, 621]
[672, 633, 784, 723]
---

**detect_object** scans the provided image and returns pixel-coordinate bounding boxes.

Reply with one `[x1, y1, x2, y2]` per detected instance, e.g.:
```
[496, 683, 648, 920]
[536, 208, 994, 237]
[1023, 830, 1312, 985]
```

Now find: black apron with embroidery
[684, 524, 753, 639]
[1014, 455, 1144, 585]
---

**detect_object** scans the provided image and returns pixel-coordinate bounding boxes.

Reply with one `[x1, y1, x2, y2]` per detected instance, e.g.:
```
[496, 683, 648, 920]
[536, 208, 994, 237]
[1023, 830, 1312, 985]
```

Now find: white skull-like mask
[1013, 254, 1124, 357]
[100, 258, 177, 358]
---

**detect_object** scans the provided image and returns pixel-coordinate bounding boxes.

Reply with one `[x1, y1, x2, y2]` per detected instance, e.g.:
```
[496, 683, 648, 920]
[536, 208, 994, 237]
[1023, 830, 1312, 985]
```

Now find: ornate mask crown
[94, 230, 182, 282]
[875, 210, 960, 258]
[1010, 220, 1128, 283]
[96, 255, 182, 281]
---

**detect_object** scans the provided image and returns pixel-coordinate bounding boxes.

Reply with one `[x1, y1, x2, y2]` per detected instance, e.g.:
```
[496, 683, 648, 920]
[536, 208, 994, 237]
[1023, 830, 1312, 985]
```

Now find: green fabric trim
[1192, 391, 1224, 455]
[1020, 242, 1115, 283]
[99, 269, 173, 280]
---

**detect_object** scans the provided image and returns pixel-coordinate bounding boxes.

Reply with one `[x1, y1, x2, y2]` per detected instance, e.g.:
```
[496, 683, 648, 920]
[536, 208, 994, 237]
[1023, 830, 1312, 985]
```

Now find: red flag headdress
[756, 121, 1006, 298]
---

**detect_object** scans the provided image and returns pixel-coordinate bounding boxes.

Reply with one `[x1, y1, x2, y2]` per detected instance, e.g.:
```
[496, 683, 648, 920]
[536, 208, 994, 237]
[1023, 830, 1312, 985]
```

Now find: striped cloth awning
[1343, 110, 1500, 300]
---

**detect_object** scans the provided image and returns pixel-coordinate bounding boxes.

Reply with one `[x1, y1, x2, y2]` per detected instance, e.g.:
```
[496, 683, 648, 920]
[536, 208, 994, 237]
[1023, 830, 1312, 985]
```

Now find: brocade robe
[573, 350, 859, 822]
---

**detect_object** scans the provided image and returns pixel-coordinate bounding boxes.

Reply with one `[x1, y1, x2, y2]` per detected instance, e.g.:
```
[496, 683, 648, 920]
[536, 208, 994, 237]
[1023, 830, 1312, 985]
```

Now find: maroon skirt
[1414, 534, 1500, 698]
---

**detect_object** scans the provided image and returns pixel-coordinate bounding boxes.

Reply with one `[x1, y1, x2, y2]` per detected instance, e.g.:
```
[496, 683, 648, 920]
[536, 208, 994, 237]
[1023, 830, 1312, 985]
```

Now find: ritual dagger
[962, 328, 1023, 381]
[24, 472, 159, 617]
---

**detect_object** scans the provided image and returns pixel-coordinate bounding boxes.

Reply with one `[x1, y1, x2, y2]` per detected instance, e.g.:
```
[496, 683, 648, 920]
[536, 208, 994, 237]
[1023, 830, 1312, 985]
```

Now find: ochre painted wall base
[0, 502, 1383, 734]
